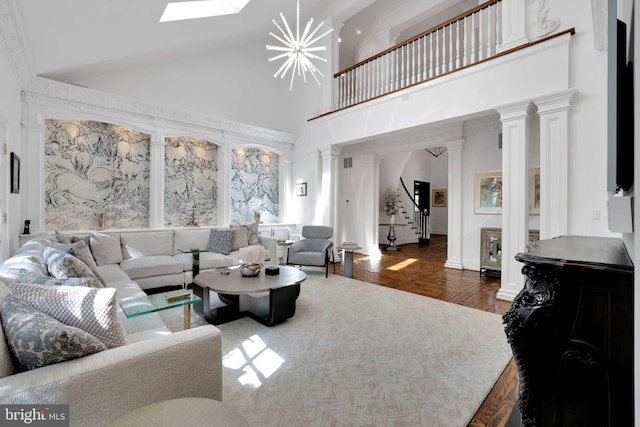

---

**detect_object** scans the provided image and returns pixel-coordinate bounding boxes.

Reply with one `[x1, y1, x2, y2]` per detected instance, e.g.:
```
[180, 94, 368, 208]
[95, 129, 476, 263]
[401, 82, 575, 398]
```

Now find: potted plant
[384, 192, 400, 224]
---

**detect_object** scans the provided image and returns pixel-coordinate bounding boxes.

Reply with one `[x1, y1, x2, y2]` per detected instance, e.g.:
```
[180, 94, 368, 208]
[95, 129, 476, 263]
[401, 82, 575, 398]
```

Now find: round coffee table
[193, 265, 306, 326]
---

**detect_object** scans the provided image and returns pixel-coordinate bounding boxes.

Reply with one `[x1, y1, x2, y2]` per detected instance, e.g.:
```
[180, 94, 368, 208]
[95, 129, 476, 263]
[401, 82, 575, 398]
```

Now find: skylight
[160, 0, 251, 22]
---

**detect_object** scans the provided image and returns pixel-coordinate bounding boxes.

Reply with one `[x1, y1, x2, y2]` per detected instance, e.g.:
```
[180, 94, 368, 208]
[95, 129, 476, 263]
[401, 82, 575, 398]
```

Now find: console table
[504, 236, 633, 426]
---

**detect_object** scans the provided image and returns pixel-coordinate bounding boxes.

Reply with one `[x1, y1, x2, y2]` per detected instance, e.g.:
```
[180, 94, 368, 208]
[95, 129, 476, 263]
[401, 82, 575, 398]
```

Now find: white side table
[337, 244, 361, 278]
[277, 239, 295, 265]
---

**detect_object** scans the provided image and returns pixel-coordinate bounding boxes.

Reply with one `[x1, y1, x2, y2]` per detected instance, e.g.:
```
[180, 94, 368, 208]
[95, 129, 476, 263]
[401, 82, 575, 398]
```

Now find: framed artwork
[474, 170, 502, 214]
[10, 152, 20, 194]
[296, 182, 307, 197]
[432, 189, 447, 207]
[529, 167, 540, 215]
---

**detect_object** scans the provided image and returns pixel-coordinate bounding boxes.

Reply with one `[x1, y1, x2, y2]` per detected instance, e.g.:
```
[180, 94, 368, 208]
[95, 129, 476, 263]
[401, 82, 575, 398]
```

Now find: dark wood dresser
[503, 235, 634, 426]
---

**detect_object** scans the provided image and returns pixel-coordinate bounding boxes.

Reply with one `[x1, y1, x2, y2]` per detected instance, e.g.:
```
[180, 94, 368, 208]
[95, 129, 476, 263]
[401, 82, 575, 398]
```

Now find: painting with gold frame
[432, 189, 447, 207]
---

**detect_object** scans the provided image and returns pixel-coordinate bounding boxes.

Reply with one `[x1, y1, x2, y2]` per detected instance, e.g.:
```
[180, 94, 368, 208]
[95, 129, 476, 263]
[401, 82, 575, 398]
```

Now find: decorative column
[219, 142, 232, 226]
[498, 0, 529, 52]
[280, 153, 293, 223]
[149, 136, 165, 228]
[444, 139, 464, 269]
[533, 89, 575, 239]
[320, 147, 341, 259]
[496, 101, 531, 301]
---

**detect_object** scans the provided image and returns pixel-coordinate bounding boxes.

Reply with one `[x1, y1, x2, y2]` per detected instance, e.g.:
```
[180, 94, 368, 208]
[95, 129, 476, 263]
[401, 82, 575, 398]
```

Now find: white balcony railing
[334, 0, 503, 110]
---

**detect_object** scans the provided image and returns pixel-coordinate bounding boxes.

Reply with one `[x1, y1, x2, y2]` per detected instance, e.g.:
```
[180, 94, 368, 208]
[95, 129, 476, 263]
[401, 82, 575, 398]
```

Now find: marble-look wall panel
[231, 148, 279, 224]
[165, 137, 218, 227]
[44, 120, 150, 230]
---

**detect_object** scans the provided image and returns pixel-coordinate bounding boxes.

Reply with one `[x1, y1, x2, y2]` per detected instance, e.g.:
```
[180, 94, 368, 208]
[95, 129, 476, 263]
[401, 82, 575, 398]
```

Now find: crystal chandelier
[266, 0, 333, 91]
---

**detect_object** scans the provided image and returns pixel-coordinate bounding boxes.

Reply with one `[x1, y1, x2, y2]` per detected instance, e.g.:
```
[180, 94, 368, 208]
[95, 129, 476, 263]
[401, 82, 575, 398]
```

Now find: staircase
[398, 178, 431, 245]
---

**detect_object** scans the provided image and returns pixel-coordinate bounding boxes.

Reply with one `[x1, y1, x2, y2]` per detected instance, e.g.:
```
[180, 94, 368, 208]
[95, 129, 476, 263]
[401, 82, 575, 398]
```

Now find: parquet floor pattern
[332, 235, 518, 427]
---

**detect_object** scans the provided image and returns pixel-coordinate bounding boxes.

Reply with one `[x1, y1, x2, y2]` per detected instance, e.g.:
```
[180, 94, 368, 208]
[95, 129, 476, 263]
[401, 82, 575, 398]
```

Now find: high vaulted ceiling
[8, 0, 472, 83]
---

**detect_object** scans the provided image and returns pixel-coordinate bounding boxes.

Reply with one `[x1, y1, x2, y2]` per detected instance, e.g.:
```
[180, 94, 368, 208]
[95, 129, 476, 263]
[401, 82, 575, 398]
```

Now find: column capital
[445, 139, 464, 152]
[496, 101, 533, 121]
[533, 89, 576, 114]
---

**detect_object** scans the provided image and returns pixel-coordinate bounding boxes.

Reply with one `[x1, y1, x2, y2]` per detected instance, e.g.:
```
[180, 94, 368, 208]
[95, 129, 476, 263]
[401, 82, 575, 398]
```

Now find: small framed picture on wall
[432, 189, 447, 207]
[10, 152, 20, 194]
[296, 182, 307, 197]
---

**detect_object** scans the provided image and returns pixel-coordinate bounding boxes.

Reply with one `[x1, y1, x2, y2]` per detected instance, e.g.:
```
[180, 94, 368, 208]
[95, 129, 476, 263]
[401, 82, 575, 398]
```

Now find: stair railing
[399, 178, 430, 242]
[334, 0, 502, 110]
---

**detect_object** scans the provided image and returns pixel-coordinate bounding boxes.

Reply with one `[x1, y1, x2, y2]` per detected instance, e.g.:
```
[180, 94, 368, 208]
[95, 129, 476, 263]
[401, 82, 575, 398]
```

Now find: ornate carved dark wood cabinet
[503, 236, 634, 426]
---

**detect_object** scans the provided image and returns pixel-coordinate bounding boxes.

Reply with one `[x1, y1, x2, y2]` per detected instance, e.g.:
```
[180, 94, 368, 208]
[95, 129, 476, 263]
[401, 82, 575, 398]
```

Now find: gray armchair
[287, 226, 336, 278]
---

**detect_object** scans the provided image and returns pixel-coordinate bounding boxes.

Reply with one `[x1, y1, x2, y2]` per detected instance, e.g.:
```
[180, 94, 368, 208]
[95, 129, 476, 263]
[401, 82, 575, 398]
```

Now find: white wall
[0, 41, 23, 258]
[71, 40, 325, 137]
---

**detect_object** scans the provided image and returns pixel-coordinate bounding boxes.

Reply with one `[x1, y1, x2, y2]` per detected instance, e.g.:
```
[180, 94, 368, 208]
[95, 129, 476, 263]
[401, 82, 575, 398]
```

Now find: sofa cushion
[90, 232, 123, 266]
[9, 282, 128, 349]
[207, 229, 234, 255]
[231, 226, 250, 250]
[245, 223, 260, 245]
[43, 247, 104, 289]
[121, 230, 174, 258]
[120, 255, 184, 280]
[18, 270, 90, 287]
[173, 229, 211, 254]
[0, 294, 107, 371]
[70, 240, 108, 287]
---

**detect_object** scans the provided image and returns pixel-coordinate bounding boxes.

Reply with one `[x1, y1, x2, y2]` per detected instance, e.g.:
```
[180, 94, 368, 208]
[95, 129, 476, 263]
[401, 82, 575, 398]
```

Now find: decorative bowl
[240, 263, 261, 277]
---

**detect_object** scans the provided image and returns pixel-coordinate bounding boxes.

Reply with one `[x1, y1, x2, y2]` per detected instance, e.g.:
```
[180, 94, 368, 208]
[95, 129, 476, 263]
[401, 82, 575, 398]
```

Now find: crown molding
[0, 0, 33, 86]
[22, 77, 296, 149]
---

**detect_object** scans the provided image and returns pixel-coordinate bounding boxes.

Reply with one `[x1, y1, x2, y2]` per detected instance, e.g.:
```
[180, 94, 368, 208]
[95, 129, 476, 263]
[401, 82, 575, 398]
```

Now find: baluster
[422, 35, 428, 80]
[471, 13, 476, 63]
[415, 39, 421, 82]
[496, 1, 502, 47]
[462, 16, 468, 66]
[365, 62, 370, 101]
[485, 7, 491, 59]
[448, 24, 454, 71]
[429, 33, 434, 78]
[400, 45, 406, 87]
[477, 9, 484, 61]
[439, 28, 445, 74]
[456, 20, 462, 69]
[435, 30, 440, 75]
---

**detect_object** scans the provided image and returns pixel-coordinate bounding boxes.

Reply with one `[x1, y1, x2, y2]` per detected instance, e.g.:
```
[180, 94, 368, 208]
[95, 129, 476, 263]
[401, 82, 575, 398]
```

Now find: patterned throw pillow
[245, 223, 260, 245]
[207, 229, 235, 255]
[69, 241, 107, 288]
[9, 283, 128, 349]
[0, 294, 106, 371]
[17, 270, 90, 287]
[43, 247, 103, 289]
[231, 226, 250, 251]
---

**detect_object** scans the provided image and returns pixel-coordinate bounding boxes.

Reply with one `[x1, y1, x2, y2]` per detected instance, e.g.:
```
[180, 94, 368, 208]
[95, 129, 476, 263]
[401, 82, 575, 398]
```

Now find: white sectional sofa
[0, 226, 276, 426]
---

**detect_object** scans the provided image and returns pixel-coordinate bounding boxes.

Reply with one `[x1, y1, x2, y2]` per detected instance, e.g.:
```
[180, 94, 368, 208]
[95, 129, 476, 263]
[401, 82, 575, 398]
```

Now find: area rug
[161, 271, 512, 427]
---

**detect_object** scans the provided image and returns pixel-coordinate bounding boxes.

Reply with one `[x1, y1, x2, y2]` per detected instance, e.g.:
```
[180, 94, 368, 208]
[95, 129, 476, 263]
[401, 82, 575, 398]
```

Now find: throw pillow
[69, 240, 107, 288]
[9, 282, 128, 349]
[43, 247, 104, 289]
[89, 232, 123, 266]
[231, 226, 249, 251]
[207, 229, 234, 255]
[0, 294, 106, 371]
[245, 223, 260, 245]
[17, 270, 90, 287]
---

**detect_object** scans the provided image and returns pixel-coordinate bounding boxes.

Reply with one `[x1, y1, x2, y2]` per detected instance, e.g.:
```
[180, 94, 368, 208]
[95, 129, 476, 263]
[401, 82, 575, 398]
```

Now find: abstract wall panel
[165, 137, 219, 227]
[44, 120, 150, 230]
[231, 148, 279, 224]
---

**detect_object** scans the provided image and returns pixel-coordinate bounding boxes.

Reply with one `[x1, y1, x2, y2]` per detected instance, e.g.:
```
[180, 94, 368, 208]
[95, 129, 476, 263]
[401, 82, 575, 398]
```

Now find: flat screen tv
[609, 19, 634, 193]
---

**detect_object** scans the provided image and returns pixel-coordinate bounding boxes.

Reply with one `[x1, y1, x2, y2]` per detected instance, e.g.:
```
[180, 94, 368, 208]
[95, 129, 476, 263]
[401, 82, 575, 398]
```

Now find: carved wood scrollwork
[503, 264, 561, 427]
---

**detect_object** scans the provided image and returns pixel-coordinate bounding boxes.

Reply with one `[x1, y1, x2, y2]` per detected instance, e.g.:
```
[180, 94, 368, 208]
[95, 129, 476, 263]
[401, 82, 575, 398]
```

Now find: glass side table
[119, 290, 202, 330]
[177, 248, 209, 280]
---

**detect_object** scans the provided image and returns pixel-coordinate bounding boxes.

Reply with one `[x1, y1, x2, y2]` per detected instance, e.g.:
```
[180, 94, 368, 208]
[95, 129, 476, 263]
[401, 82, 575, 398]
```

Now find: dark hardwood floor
[331, 234, 518, 427]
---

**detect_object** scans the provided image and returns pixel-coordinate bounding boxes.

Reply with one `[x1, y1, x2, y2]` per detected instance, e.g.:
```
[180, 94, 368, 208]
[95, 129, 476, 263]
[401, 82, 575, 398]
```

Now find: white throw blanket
[239, 245, 265, 265]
